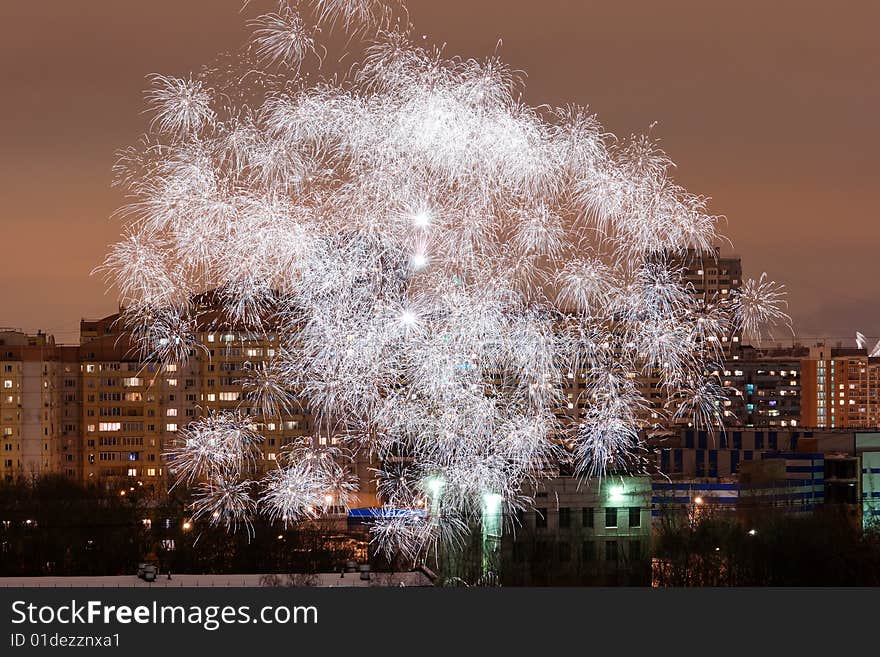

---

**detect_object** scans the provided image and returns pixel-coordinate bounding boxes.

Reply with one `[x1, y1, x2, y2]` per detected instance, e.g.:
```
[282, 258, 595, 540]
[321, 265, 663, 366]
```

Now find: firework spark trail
[103, 0, 788, 560]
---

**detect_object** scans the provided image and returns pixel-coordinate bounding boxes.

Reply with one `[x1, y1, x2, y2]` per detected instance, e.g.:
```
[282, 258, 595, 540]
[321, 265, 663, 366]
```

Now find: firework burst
[104, 0, 788, 562]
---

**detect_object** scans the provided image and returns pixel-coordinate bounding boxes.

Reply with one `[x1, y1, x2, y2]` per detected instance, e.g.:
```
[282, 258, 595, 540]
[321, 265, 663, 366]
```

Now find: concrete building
[652, 427, 837, 477]
[801, 344, 880, 428]
[77, 332, 173, 497]
[652, 453, 825, 524]
[77, 301, 379, 508]
[0, 330, 80, 483]
[719, 344, 805, 427]
[503, 475, 652, 585]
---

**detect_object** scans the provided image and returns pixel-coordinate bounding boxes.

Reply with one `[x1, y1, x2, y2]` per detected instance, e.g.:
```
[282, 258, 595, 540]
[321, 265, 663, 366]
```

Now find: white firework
[190, 473, 258, 538]
[145, 74, 214, 137]
[104, 0, 788, 562]
[309, 0, 401, 32]
[249, 4, 318, 69]
[735, 272, 791, 345]
[166, 410, 263, 488]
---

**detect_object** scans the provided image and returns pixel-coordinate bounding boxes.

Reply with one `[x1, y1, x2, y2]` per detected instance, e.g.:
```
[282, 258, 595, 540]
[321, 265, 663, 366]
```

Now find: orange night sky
[1, 0, 878, 343]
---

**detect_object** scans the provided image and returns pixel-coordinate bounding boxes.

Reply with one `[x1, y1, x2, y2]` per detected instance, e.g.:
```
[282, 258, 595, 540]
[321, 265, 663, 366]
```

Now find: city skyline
[1, 0, 879, 343]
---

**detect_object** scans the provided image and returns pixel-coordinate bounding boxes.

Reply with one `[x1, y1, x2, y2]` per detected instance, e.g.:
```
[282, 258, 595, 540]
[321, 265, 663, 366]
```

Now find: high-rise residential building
[0, 330, 80, 482]
[78, 308, 314, 499]
[78, 331, 172, 497]
[77, 298, 386, 506]
[801, 344, 880, 428]
[676, 247, 744, 349]
[718, 344, 805, 427]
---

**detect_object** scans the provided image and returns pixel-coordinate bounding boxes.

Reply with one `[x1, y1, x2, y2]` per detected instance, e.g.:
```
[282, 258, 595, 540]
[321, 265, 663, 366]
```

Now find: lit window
[2, 381, 11, 389]
[147, 468, 156, 477]
[166, 408, 178, 417]
[122, 377, 142, 387]
[218, 392, 239, 401]
[127, 468, 137, 477]
[206, 393, 216, 401]
[98, 422, 121, 432]
[167, 379, 178, 387]
[166, 364, 177, 372]
[166, 423, 178, 432]
[207, 334, 215, 343]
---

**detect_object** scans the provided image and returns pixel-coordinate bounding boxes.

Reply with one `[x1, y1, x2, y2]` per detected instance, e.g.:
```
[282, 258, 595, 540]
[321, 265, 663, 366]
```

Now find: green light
[482, 492, 503, 513]
[608, 485, 625, 501]
[426, 476, 445, 497]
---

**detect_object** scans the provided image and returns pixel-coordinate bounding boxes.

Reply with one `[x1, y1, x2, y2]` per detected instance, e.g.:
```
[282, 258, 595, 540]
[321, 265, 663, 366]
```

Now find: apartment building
[801, 344, 880, 428]
[718, 344, 805, 427]
[0, 330, 80, 483]
[78, 306, 317, 498]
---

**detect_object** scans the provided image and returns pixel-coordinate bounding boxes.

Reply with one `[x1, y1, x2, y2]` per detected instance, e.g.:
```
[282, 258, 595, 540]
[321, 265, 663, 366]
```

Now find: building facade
[0, 330, 79, 483]
[801, 344, 880, 428]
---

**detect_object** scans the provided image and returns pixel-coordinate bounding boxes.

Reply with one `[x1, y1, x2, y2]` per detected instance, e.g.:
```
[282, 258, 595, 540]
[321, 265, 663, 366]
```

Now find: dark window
[558, 507, 571, 529]
[755, 431, 765, 449]
[661, 449, 670, 472]
[582, 541, 595, 562]
[697, 430, 708, 449]
[768, 431, 778, 450]
[605, 540, 618, 562]
[733, 431, 743, 449]
[731, 450, 740, 473]
[674, 449, 683, 473]
[708, 450, 718, 477]
[605, 507, 618, 528]
[559, 542, 570, 562]
[628, 507, 640, 528]
[535, 541, 549, 560]
[684, 430, 694, 448]
[696, 450, 705, 477]
[629, 540, 642, 560]
[535, 509, 547, 528]
[582, 507, 594, 528]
